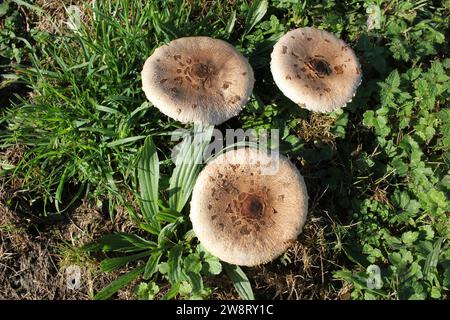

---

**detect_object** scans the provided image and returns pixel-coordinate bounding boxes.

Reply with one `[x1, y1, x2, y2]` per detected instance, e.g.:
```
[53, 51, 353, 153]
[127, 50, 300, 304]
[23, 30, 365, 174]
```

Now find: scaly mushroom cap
[141, 37, 254, 125]
[271, 27, 362, 112]
[190, 147, 309, 266]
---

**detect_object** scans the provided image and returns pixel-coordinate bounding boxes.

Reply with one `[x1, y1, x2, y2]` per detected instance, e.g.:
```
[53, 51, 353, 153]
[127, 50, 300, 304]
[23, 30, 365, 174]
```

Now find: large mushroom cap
[271, 27, 362, 112]
[141, 37, 254, 125]
[190, 147, 308, 266]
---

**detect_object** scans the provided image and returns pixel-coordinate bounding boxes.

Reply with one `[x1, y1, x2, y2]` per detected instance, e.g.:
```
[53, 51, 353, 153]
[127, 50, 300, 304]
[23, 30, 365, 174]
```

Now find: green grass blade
[55, 167, 69, 213]
[107, 136, 146, 148]
[94, 265, 145, 300]
[424, 237, 443, 282]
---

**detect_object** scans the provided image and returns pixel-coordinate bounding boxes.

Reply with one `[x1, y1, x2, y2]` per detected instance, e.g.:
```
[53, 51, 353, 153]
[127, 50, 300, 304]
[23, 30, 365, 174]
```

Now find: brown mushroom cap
[141, 37, 254, 125]
[190, 147, 309, 266]
[271, 27, 362, 112]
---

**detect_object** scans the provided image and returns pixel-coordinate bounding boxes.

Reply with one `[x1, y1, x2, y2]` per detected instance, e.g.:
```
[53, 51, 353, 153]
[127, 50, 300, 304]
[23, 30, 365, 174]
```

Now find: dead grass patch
[296, 113, 336, 145]
[0, 200, 138, 300]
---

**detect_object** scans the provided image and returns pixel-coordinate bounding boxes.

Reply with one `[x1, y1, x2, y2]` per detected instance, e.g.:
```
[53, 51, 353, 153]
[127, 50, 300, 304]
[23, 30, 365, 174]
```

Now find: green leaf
[179, 280, 193, 296]
[100, 251, 150, 273]
[443, 268, 450, 289]
[402, 231, 419, 245]
[203, 256, 222, 276]
[363, 110, 375, 127]
[83, 232, 156, 253]
[143, 251, 162, 280]
[225, 10, 236, 35]
[136, 282, 160, 300]
[156, 208, 181, 223]
[107, 136, 146, 147]
[95, 265, 145, 300]
[161, 283, 180, 300]
[158, 217, 184, 248]
[379, 69, 401, 107]
[223, 263, 254, 300]
[184, 254, 202, 274]
[423, 238, 443, 282]
[419, 225, 435, 240]
[158, 262, 169, 275]
[0, 1, 9, 17]
[169, 124, 213, 212]
[138, 223, 160, 236]
[95, 105, 123, 115]
[244, 0, 268, 34]
[167, 244, 183, 284]
[186, 272, 204, 296]
[137, 136, 160, 225]
[129, 102, 150, 120]
[430, 286, 441, 299]
[333, 270, 388, 298]
[197, 245, 222, 275]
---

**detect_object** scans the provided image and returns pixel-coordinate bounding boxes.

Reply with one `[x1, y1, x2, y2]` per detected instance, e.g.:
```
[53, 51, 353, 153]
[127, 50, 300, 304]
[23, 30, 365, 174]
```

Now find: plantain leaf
[82, 232, 156, 253]
[167, 243, 184, 284]
[169, 124, 213, 212]
[244, 0, 268, 34]
[100, 251, 151, 273]
[225, 10, 237, 35]
[143, 251, 162, 280]
[424, 237, 443, 282]
[137, 136, 160, 227]
[223, 263, 254, 300]
[161, 282, 180, 300]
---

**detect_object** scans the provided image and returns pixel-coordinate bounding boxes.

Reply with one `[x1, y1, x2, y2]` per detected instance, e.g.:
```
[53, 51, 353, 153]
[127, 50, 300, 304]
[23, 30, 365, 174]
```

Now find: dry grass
[245, 212, 347, 299]
[296, 113, 337, 146]
[33, 0, 89, 33]
[0, 145, 27, 209]
[0, 200, 139, 300]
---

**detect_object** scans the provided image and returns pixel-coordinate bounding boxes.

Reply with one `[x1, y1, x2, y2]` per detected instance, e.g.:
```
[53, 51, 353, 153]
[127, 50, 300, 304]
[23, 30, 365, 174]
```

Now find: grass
[1, 0, 449, 300]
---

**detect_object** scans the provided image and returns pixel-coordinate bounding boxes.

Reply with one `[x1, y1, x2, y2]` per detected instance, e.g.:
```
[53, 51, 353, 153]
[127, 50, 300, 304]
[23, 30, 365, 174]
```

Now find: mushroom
[270, 27, 362, 112]
[141, 37, 255, 125]
[190, 147, 308, 266]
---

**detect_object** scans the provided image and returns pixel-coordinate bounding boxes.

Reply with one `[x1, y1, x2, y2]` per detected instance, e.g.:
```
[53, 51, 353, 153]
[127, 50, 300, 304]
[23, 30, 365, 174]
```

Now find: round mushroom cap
[271, 27, 362, 112]
[141, 37, 254, 125]
[190, 147, 309, 266]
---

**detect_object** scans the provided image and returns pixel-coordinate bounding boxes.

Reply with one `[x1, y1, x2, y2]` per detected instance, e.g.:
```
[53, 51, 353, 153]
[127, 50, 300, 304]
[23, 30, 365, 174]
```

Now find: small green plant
[84, 130, 254, 300]
[335, 59, 450, 300]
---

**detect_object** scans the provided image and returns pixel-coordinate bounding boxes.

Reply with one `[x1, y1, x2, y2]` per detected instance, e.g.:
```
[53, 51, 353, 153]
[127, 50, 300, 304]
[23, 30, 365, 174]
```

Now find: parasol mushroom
[141, 37, 254, 125]
[271, 27, 362, 112]
[190, 147, 308, 266]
